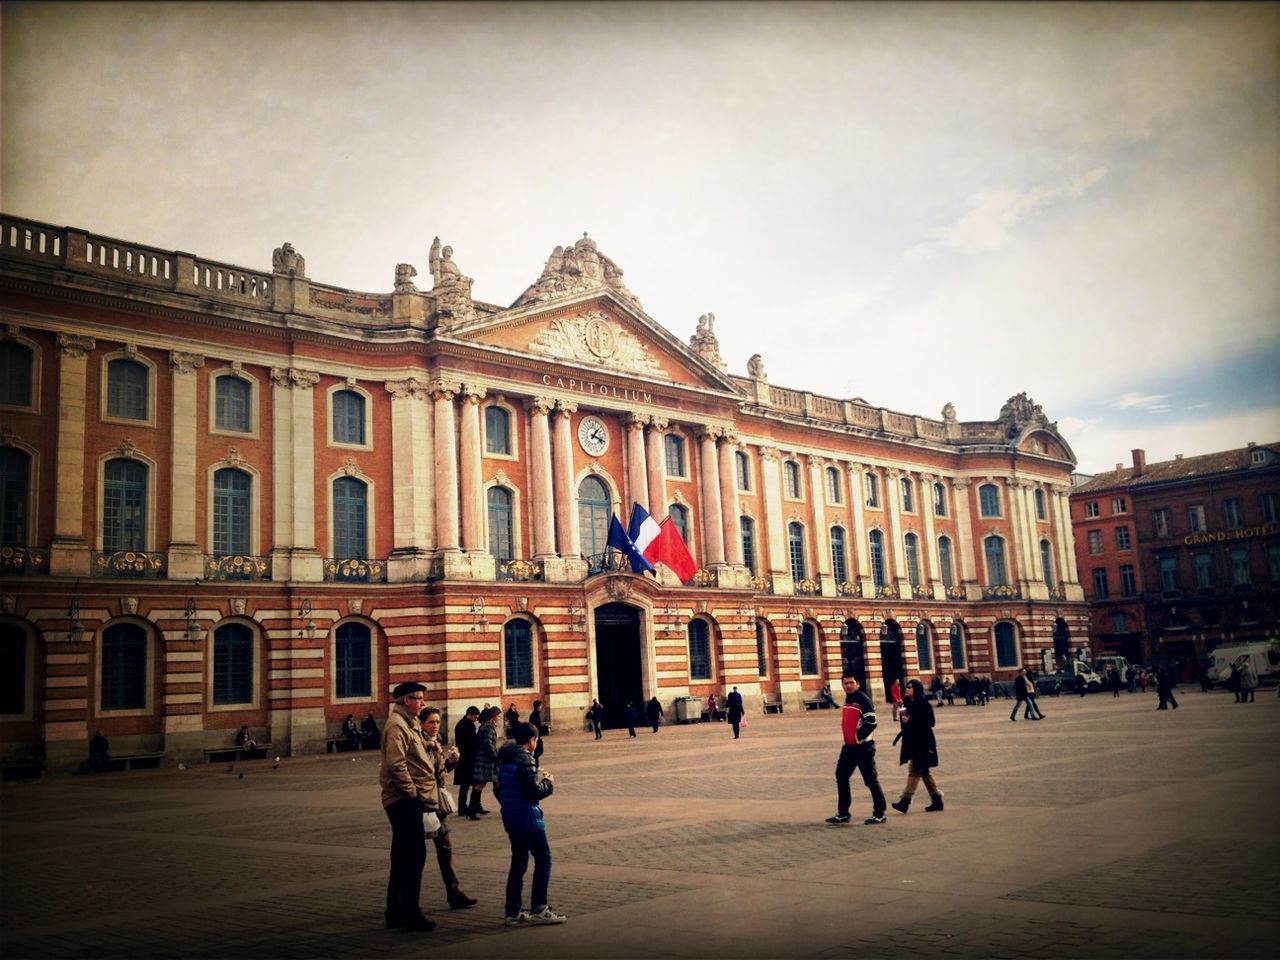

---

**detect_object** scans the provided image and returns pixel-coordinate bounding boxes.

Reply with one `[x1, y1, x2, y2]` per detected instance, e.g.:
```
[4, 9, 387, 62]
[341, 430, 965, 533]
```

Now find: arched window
[993, 621, 1019, 669]
[213, 468, 251, 556]
[949, 622, 966, 669]
[101, 623, 147, 711]
[504, 619, 534, 689]
[784, 461, 802, 499]
[333, 477, 368, 559]
[1, 447, 30, 546]
[332, 389, 366, 445]
[578, 476, 611, 557]
[214, 376, 251, 432]
[901, 477, 914, 512]
[984, 535, 1008, 586]
[904, 533, 921, 586]
[868, 529, 886, 587]
[103, 459, 147, 552]
[915, 622, 933, 672]
[213, 622, 253, 705]
[0, 622, 29, 715]
[487, 486, 514, 560]
[799, 622, 819, 675]
[933, 481, 947, 517]
[335, 622, 372, 699]
[664, 434, 686, 476]
[788, 522, 806, 580]
[735, 450, 750, 491]
[688, 618, 711, 680]
[740, 516, 756, 576]
[669, 503, 690, 547]
[107, 358, 148, 420]
[1040, 539, 1055, 589]
[0, 341, 33, 407]
[938, 535, 954, 588]
[484, 405, 511, 455]
[830, 527, 847, 583]
[979, 483, 1001, 517]
[825, 466, 842, 503]
[1034, 487, 1047, 520]
[755, 619, 768, 677]
[865, 471, 880, 507]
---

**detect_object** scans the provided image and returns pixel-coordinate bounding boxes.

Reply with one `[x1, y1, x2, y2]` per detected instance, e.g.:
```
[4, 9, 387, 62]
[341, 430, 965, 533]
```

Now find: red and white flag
[642, 516, 698, 582]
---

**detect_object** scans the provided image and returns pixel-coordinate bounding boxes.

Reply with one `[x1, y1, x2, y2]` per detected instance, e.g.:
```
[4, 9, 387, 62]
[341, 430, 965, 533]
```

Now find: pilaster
[550, 401, 582, 578]
[697, 427, 725, 567]
[432, 381, 461, 554]
[625, 413, 649, 513]
[386, 377, 435, 581]
[807, 455, 831, 593]
[167, 351, 205, 579]
[718, 434, 743, 566]
[49, 334, 95, 577]
[645, 416, 668, 515]
[847, 462, 873, 595]
[458, 385, 487, 554]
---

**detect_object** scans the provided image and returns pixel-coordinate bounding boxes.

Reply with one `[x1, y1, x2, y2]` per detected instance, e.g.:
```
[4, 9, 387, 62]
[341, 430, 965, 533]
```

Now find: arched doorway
[593, 602, 643, 730]
[840, 619, 866, 688]
[879, 620, 904, 700]
[1053, 617, 1071, 666]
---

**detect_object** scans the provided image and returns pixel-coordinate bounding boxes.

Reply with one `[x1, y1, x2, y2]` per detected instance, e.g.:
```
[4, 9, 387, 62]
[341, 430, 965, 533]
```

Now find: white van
[1205, 642, 1278, 687]
[1094, 654, 1132, 678]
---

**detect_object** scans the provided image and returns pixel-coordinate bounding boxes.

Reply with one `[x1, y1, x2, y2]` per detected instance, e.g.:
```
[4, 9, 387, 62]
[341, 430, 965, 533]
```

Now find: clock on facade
[577, 415, 609, 456]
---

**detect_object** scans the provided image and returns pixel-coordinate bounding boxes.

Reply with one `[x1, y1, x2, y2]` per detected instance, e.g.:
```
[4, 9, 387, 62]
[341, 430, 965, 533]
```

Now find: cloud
[921, 167, 1108, 255]
[1114, 392, 1173, 413]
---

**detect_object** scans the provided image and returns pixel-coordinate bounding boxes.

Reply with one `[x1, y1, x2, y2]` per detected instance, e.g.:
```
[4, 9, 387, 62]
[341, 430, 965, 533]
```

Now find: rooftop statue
[271, 242, 306, 278]
[513, 233, 642, 310]
[394, 263, 419, 294]
[746, 353, 767, 381]
[428, 236, 475, 323]
[690, 312, 724, 370]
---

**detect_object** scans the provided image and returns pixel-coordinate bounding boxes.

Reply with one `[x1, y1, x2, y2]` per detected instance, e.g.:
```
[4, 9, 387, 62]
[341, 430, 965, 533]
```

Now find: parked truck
[1205, 642, 1279, 687]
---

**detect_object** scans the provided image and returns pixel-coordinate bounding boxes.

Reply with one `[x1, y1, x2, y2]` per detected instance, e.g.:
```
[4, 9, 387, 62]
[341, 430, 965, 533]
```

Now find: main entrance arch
[593, 602, 643, 730]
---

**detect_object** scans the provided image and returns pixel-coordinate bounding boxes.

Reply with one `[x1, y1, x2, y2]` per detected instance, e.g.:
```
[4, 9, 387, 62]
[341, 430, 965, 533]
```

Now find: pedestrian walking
[645, 696, 663, 733]
[826, 673, 886, 825]
[890, 679, 943, 814]
[467, 707, 500, 819]
[1155, 668, 1179, 710]
[1237, 657, 1258, 703]
[624, 702, 638, 738]
[890, 678, 903, 721]
[1127, 666, 1137, 693]
[726, 686, 745, 739]
[379, 681, 438, 932]
[707, 693, 721, 722]
[417, 707, 478, 911]
[452, 706, 480, 816]
[587, 698, 603, 739]
[498, 722, 567, 926]
[527, 700, 546, 762]
[1010, 668, 1042, 721]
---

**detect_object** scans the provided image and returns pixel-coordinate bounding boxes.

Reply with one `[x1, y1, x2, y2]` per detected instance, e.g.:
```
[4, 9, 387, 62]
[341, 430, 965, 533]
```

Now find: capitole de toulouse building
[0, 214, 1089, 770]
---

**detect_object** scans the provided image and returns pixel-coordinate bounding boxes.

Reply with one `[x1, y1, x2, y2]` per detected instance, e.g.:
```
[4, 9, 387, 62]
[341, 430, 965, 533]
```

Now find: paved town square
[3, 689, 1276, 960]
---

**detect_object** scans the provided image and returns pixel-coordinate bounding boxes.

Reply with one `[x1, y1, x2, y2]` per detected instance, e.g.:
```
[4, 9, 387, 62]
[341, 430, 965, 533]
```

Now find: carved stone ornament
[4, 324, 20, 340]
[385, 377, 429, 400]
[231, 598, 247, 616]
[272, 242, 306, 278]
[117, 438, 139, 459]
[513, 233, 643, 311]
[121, 597, 139, 616]
[57, 333, 95, 359]
[430, 379, 459, 402]
[555, 400, 578, 416]
[492, 469, 511, 487]
[230, 360, 244, 374]
[942, 402, 957, 422]
[342, 457, 360, 477]
[462, 384, 487, 404]
[124, 343, 140, 360]
[349, 598, 363, 615]
[169, 351, 205, 375]
[1, 595, 15, 615]
[605, 577, 632, 601]
[997, 392, 1051, 435]
[672, 489, 688, 505]
[746, 353, 767, 381]
[225, 447, 245, 468]
[648, 415, 669, 431]
[270, 367, 320, 390]
[0, 425, 18, 447]
[427, 237, 476, 324]
[394, 262, 419, 294]
[516, 596, 528, 612]
[760, 446, 782, 463]
[528, 311, 662, 377]
[689, 312, 724, 369]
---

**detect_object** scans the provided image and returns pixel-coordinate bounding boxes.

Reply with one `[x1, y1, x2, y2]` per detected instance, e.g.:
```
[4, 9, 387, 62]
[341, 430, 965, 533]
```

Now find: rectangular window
[336, 629, 372, 699]
[332, 391, 366, 445]
[215, 377, 251, 433]
[901, 479, 914, 513]
[784, 461, 801, 499]
[1160, 556, 1179, 593]
[1120, 564, 1137, 597]
[1231, 548, 1251, 586]
[1112, 497, 1128, 515]
[1224, 498, 1243, 529]
[830, 529, 848, 584]
[688, 620, 711, 681]
[1085, 501, 1100, 518]
[938, 538, 954, 588]
[1115, 526, 1131, 550]
[933, 483, 947, 517]
[756, 621, 768, 677]
[1154, 509, 1171, 538]
[107, 359, 148, 420]
[1034, 488, 1046, 521]
[504, 621, 534, 690]
[1263, 493, 1279, 524]
[664, 435, 686, 477]
[865, 472, 879, 508]
[1088, 530, 1103, 555]
[799, 626, 818, 676]
[736, 451, 750, 491]
[740, 517, 756, 576]
[1092, 568, 1109, 599]
[1194, 552, 1213, 589]
[979, 484, 1001, 517]
[213, 630, 253, 705]
[994, 623, 1019, 669]
[1111, 613, 1128, 634]
[1188, 504, 1206, 533]
[826, 468, 841, 504]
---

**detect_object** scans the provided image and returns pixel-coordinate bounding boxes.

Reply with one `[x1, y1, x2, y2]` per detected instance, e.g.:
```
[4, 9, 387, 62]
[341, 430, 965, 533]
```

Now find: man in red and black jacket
[827, 673, 887, 825]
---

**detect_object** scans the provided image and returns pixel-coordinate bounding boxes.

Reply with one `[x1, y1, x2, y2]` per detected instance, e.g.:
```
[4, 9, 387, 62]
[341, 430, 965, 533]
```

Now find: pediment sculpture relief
[528, 311, 664, 377]
[513, 233, 642, 311]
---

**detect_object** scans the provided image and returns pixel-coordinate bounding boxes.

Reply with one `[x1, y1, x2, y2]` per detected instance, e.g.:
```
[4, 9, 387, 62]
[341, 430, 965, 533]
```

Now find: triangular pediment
[445, 290, 742, 395]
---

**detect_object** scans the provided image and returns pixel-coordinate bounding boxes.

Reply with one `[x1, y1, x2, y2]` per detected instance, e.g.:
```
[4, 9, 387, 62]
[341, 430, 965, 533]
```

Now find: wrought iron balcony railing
[93, 550, 167, 578]
[496, 558, 544, 582]
[794, 578, 821, 596]
[585, 550, 630, 576]
[0, 545, 49, 575]
[911, 582, 932, 599]
[324, 557, 387, 582]
[748, 575, 772, 594]
[684, 569, 716, 588]
[837, 580, 863, 598]
[983, 583, 1021, 600]
[875, 583, 900, 600]
[945, 585, 968, 600]
[205, 554, 272, 581]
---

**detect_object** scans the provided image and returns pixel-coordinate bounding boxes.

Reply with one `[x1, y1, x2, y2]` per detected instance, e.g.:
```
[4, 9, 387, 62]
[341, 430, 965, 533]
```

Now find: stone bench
[2, 758, 45, 781]
[325, 737, 362, 754]
[97, 752, 164, 772]
[762, 693, 783, 714]
[205, 744, 271, 764]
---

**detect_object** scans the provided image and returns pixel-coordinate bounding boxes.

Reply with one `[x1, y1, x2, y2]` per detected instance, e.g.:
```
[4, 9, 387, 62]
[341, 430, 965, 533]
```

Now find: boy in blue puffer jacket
[497, 722, 567, 925]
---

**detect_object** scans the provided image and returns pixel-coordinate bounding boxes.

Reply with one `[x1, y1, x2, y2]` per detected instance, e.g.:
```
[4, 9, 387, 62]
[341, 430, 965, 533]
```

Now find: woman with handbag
[890, 679, 943, 814]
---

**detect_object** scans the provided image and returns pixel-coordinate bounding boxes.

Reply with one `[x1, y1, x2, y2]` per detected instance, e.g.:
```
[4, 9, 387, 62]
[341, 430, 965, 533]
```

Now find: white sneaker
[528, 905, 567, 924]
[504, 910, 531, 926]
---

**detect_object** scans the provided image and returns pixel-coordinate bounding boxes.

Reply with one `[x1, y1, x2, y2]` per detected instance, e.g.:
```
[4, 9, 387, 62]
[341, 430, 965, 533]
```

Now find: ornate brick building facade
[0, 215, 1088, 770]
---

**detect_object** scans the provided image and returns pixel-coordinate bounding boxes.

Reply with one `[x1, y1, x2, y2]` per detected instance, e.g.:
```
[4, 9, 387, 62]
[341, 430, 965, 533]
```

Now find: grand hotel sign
[1183, 523, 1279, 546]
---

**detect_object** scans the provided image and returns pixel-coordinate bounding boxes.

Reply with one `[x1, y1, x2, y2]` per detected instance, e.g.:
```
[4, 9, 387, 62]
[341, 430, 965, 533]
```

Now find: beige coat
[379, 704, 440, 810]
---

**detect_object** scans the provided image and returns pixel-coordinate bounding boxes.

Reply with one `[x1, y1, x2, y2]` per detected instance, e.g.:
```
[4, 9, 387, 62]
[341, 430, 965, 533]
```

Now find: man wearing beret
[380, 681, 441, 932]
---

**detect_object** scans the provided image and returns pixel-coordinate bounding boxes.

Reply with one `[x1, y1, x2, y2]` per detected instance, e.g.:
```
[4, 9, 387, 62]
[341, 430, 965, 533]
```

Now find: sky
[3, 1, 1277, 475]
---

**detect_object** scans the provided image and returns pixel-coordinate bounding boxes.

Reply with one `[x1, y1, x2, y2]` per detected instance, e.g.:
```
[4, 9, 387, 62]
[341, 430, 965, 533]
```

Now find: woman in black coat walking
[890, 679, 943, 814]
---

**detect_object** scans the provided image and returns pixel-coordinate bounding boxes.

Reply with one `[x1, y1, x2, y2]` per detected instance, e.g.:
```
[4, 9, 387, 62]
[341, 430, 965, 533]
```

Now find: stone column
[624, 413, 649, 513]
[920, 473, 944, 599]
[951, 478, 980, 599]
[49, 334, 95, 577]
[807, 456, 832, 594]
[551, 401, 580, 560]
[1005, 478, 1031, 592]
[645, 416, 668, 517]
[432, 381, 461, 554]
[885, 468, 908, 594]
[528, 396, 557, 560]
[697, 427, 725, 567]
[269, 367, 321, 582]
[718, 435, 743, 566]
[847, 463, 872, 596]
[759, 446, 791, 592]
[167, 351, 205, 579]
[385, 377, 434, 581]
[459, 385, 487, 554]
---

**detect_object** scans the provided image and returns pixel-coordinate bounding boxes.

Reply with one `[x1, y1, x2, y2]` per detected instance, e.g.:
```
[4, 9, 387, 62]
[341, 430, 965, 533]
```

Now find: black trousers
[385, 796, 428, 922]
[836, 742, 885, 817]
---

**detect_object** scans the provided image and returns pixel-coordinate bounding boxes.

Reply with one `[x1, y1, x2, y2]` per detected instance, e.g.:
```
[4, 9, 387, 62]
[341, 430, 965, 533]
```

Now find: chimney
[1175, 454, 1184, 461]
[1115, 463, 1123, 471]
[1131, 449, 1146, 475]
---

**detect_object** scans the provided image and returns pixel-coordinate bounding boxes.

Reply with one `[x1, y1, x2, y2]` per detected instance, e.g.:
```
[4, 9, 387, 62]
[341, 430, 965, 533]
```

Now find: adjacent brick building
[1070, 445, 1280, 672]
[1, 214, 1089, 770]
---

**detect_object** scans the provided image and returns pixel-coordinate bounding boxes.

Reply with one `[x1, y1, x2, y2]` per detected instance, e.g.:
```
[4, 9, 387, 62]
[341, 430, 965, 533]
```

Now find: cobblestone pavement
[3, 689, 1277, 959]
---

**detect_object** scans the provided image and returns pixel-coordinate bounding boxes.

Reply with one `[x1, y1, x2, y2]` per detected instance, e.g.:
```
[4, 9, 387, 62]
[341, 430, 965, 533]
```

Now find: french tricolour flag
[630, 502, 698, 582]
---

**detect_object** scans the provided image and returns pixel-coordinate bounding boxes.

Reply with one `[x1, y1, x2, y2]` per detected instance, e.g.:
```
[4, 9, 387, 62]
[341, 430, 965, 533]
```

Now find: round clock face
[577, 415, 609, 456]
